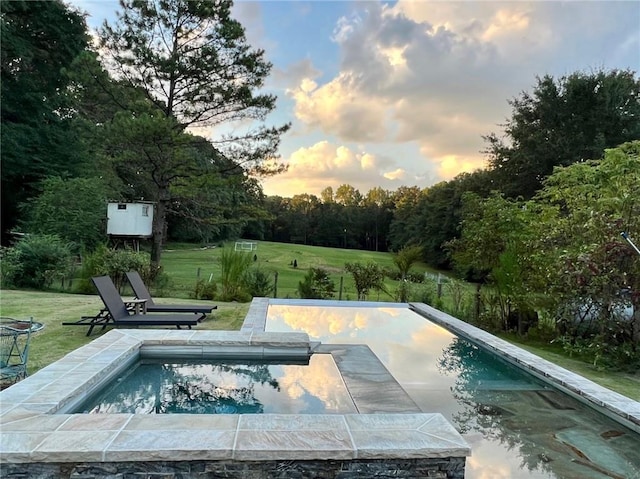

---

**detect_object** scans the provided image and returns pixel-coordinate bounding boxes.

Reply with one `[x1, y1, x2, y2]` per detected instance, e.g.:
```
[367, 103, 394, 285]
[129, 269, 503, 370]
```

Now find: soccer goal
[234, 241, 257, 252]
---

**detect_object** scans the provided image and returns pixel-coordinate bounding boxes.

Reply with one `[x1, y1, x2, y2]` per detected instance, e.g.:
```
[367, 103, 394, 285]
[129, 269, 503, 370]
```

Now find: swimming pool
[264, 301, 640, 479]
[76, 355, 358, 415]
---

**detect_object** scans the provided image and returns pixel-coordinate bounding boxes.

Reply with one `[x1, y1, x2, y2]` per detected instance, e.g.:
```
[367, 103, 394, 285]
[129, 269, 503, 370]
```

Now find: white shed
[107, 202, 154, 238]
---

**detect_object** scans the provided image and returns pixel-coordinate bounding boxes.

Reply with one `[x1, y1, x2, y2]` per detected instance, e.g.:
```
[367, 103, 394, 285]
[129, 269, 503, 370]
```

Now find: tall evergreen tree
[99, 0, 289, 265]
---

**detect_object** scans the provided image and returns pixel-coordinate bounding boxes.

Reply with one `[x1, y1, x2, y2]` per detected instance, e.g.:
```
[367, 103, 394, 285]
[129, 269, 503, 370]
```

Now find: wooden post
[338, 276, 344, 301]
[273, 271, 278, 298]
[475, 283, 482, 321]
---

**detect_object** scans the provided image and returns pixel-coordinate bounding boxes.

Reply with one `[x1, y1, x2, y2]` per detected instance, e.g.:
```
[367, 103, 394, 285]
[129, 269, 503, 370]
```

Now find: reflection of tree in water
[436, 338, 640, 479]
[160, 362, 280, 414]
[89, 361, 280, 415]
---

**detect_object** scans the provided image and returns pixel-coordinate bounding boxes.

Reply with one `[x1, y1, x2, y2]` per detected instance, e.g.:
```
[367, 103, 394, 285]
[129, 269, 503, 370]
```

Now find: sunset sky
[70, 0, 640, 198]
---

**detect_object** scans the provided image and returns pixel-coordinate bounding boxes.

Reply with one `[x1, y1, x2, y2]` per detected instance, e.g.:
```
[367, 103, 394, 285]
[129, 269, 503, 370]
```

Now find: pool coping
[0, 328, 470, 464]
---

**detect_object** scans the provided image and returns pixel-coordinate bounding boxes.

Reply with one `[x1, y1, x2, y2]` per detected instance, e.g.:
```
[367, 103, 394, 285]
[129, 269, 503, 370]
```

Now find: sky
[69, 0, 640, 198]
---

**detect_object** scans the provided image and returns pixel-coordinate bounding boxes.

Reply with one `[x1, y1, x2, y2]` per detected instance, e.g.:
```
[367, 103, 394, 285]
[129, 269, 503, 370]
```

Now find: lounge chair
[125, 271, 216, 315]
[63, 276, 205, 336]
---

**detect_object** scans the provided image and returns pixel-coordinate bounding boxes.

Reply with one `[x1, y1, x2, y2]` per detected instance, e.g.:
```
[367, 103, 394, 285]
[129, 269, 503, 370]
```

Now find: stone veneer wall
[3, 458, 466, 479]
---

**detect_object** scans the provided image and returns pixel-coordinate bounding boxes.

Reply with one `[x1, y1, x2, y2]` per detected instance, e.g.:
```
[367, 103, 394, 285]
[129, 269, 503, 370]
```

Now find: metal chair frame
[1, 317, 33, 386]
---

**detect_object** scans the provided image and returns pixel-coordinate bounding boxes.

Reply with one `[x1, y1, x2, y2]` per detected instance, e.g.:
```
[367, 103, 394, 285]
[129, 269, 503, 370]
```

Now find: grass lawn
[501, 334, 640, 401]
[160, 240, 442, 301]
[1, 288, 638, 401]
[0, 289, 249, 375]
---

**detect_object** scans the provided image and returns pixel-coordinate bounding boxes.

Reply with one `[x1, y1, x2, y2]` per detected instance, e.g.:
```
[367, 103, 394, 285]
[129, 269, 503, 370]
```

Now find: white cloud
[383, 168, 406, 181]
[261, 141, 425, 197]
[285, 2, 516, 187]
[287, 73, 390, 142]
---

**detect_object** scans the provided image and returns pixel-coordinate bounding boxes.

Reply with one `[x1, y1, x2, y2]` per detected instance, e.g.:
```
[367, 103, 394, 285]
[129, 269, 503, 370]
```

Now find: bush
[298, 268, 335, 299]
[217, 249, 252, 302]
[0, 234, 74, 289]
[242, 267, 273, 298]
[194, 279, 217, 300]
[395, 279, 437, 303]
[78, 246, 152, 292]
[21, 176, 108, 253]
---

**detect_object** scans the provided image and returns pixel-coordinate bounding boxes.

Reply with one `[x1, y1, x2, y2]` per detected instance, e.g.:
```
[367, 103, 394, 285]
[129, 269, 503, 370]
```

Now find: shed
[107, 202, 154, 238]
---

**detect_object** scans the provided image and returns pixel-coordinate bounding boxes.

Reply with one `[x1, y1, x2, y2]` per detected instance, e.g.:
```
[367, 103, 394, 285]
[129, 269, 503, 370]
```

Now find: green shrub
[21, 176, 108, 253]
[344, 262, 386, 300]
[217, 249, 252, 302]
[78, 246, 152, 292]
[0, 234, 73, 289]
[298, 268, 336, 299]
[394, 280, 411, 302]
[242, 267, 273, 298]
[194, 279, 217, 300]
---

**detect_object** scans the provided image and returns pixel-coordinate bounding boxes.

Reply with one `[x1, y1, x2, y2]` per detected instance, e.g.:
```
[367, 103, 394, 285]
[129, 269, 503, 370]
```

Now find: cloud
[383, 168, 406, 181]
[282, 2, 516, 189]
[279, 0, 639, 198]
[262, 140, 423, 197]
[287, 73, 390, 142]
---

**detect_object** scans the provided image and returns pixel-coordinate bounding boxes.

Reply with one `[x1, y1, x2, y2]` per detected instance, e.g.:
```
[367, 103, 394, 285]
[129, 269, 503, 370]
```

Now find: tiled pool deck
[0, 325, 469, 475]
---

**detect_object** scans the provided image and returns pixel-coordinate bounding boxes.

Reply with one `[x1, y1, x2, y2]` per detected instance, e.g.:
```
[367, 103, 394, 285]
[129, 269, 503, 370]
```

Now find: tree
[392, 245, 423, 280]
[320, 186, 335, 204]
[289, 194, 320, 244]
[447, 192, 529, 280]
[99, 0, 289, 265]
[388, 186, 424, 251]
[335, 184, 362, 207]
[344, 262, 387, 300]
[388, 171, 494, 269]
[363, 187, 392, 251]
[21, 177, 109, 252]
[529, 142, 640, 348]
[298, 268, 336, 299]
[446, 192, 537, 330]
[485, 69, 640, 199]
[1, 0, 90, 243]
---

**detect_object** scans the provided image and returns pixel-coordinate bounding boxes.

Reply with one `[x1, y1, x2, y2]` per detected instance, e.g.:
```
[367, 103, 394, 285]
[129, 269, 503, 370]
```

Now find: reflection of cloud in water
[385, 322, 457, 385]
[258, 355, 355, 414]
[280, 356, 352, 411]
[465, 436, 544, 479]
[268, 305, 449, 346]
[268, 305, 458, 385]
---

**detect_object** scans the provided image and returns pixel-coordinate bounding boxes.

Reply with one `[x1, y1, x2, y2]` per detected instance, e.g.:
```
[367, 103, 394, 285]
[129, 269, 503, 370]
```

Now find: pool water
[266, 304, 640, 479]
[77, 354, 357, 415]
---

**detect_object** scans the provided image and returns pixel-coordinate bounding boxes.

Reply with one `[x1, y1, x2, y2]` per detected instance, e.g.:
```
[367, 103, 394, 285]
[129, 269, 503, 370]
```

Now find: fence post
[338, 276, 344, 301]
[197, 267, 201, 279]
[273, 271, 278, 298]
[475, 283, 482, 321]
